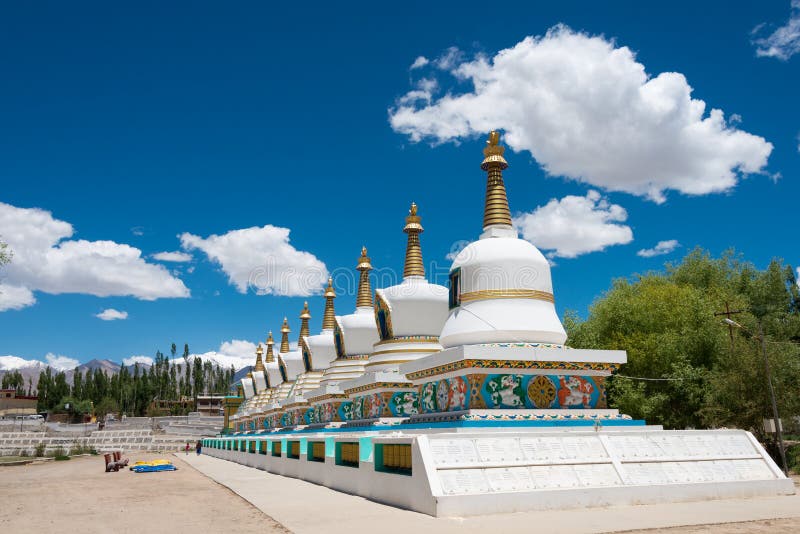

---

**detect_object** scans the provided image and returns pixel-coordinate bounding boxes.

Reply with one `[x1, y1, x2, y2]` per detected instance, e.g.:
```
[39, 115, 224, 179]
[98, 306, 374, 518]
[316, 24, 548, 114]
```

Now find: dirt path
[0, 453, 287, 533]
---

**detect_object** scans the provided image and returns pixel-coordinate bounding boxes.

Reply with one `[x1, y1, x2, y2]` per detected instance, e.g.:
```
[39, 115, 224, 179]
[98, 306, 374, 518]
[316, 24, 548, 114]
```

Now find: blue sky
[1, 1, 798, 370]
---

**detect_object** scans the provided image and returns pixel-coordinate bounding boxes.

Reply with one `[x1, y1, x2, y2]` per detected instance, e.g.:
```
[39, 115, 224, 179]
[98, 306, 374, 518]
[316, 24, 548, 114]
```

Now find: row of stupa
[231, 130, 628, 432]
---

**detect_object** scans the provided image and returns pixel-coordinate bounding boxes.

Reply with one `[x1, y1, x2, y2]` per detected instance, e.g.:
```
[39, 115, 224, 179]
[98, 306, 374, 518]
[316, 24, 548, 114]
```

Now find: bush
[34, 442, 46, 457]
[20, 449, 28, 457]
[54, 455, 70, 461]
[787, 444, 800, 474]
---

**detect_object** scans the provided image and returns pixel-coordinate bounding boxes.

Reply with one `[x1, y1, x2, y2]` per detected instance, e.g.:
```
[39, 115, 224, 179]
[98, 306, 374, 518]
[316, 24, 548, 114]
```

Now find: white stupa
[277, 280, 339, 426]
[440, 131, 566, 348]
[342, 203, 449, 421]
[305, 247, 380, 424]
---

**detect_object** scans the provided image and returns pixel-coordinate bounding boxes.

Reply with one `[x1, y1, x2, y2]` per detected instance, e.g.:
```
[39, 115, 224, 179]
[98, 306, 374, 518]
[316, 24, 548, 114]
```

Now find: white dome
[375, 279, 449, 338]
[278, 350, 305, 381]
[335, 308, 380, 357]
[440, 232, 567, 347]
[302, 330, 336, 372]
[263, 360, 283, 389]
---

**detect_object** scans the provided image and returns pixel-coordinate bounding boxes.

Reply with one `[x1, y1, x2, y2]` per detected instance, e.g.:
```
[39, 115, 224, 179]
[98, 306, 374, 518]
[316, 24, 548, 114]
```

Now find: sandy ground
[0, 452, 287, 534]
[1, 451, 797, 533]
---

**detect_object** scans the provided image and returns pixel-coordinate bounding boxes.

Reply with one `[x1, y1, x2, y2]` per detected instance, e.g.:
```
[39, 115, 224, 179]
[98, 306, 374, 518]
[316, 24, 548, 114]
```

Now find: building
[195, 395, 224, 417]
[0, 389, 38, 417]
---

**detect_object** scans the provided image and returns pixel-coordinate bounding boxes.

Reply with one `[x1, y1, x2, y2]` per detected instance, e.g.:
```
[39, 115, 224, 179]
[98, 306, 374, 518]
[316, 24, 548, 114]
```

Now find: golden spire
[265, 331, 275, 363]
[356, 246, 373, 308]
[322, 277, 336, 330]
[299, 302, 311, 342]
[481, 130, 512, 229]
[254, 343, 266, 373]
[280, 317, 291, 353]
[403, 202, 425, 278]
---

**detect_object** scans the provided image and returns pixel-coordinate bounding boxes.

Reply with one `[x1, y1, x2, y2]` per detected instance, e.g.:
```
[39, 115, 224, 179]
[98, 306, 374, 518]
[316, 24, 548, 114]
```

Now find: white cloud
[95, 308, 128, 321]
[0, 202, 189, 310]
[637, 239, 680, 258]
[152, 251, 193, 262]
[44, 352, 80, 371]
[180, 225, 328, 296]
[410, 56, 429, 69]
[513, 191, 633, 258]
[435, 46, 464, 70]
[0, 283, 36, 311]
[170, 339, 257, 371]
[0, 355, 45, 371]
[0, 353, 78, 371]
[753, 1, 800, 60]
[122, 355, 154, 366]
[390, 26, 773, 203]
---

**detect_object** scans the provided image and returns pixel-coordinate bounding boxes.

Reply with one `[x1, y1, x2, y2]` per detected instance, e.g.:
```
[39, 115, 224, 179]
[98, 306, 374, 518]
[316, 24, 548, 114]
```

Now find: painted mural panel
[418, 373, 606, 413]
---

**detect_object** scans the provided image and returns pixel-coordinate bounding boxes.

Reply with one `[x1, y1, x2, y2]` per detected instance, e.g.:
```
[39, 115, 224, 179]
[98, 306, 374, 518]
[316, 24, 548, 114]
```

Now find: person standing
[185, 442, 190, 455]
[196, 440, 202, 456]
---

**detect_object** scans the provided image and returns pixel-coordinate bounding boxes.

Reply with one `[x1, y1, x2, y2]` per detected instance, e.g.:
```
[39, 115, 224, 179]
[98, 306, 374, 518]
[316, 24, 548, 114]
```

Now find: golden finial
[280, 317, 291, 353]
[356, 246, 373, 308]
[403, 202, 425, 278]
[254, 343, 266, 373]
[299, 302, 311, 342]
[322, 277, 336, 330]
[481, 130, 512, 229]
[265, 331, 275, 363]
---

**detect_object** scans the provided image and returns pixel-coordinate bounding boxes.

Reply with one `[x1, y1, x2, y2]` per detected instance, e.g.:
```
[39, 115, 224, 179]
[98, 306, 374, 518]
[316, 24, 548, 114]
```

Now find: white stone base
[203, 426, 794, 517]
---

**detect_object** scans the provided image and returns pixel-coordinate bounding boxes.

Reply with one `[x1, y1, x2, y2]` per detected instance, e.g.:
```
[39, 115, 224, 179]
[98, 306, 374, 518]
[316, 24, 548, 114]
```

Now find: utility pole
[758, 321, 788, 476]
[721, 317, 789, 476]
[714, 302, 742, 354]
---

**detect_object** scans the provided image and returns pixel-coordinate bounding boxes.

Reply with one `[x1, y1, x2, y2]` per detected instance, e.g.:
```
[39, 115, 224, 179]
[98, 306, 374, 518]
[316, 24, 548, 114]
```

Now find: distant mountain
[233, 365, 253, 384]
[77, 358, 122, 375]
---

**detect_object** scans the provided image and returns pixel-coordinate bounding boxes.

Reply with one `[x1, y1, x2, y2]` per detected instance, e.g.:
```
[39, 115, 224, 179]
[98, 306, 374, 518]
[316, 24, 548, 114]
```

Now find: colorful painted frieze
[417, 373, 607, 413]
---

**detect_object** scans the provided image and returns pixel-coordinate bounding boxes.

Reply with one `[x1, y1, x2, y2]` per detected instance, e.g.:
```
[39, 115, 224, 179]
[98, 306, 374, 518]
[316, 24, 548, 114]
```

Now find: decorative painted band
[460, 289, 555, 303]
[343, 381, 415, 395]
[405, 359, 619, 381]
[373, 336, 439, 346]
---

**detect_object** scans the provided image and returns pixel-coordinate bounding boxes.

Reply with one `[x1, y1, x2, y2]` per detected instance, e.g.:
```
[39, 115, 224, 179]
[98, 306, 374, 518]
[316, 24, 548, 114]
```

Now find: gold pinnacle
[265, 331, 275, 363]
[280, 317, 291, 353]
[481, 130, 512, 229]
[322, 277, 336, 330]
[299, 302, 311, 342]
[254, 343, 266, 373]
[356, 246, 373, 308]
[403, 202, 425, 278]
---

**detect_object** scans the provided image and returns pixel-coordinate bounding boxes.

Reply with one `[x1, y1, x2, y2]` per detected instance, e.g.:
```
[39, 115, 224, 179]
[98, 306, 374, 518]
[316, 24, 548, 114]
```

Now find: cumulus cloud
[637, 239, 680, 258]
[410, 56, 429, 69]
[0, 202, 189, 310]
[180, 225, 328, 296]
[0, 355, 45, 371]
[45, 352, 80, 371]
[390, 26, 773, 203]
[0, 283, 36, 311]
[122, 355, 154, 366]
[152, 251, 193, 262]
[753, 1, 800, 60]
[513, 191, 633, 258]
[0, 353, 77, 371]
[95, 308, 128, 321]
[168, 339, 257, 371]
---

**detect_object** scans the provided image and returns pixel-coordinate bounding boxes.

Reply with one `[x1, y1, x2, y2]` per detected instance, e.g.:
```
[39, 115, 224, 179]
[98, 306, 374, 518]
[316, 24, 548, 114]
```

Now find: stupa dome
[370, 203, 448, 372]
[318, 247, 380, 385]
[439, 131, 567, 348]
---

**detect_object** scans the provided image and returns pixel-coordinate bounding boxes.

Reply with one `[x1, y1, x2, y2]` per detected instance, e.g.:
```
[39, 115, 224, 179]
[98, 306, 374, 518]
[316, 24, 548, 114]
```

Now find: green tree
[567, 249, 800, 440]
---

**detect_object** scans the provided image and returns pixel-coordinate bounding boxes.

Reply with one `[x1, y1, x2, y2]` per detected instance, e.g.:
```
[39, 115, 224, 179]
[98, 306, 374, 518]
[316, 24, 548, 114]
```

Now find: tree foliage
[33, 345, 236, 416]
[566, 249, 800, 440]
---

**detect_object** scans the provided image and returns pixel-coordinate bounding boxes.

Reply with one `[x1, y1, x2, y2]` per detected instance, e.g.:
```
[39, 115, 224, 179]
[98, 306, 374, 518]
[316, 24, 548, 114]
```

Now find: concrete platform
[180, 452, 800, 534]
